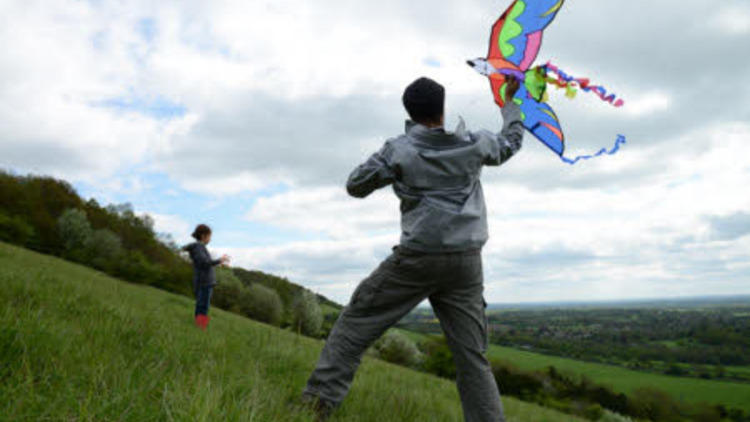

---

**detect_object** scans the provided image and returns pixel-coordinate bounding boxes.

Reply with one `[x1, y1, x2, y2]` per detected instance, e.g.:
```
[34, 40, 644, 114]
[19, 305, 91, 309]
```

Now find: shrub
[213, 283, 243, 313]
[85, 229, 122, 270]
[216, 267, 243, 288]
[627, 387, 682, 421]
[596, 411, 633, 422]
[239, 284, 284, 326]
[213, 268, 245, 313]
[375, 331, 421, 368]
[57, 209, 92, 252]
[291, 290, 323, 337]
[582, 403, 605, 421]
[0, 213, 35, 245]
[421, 337, 456, 378]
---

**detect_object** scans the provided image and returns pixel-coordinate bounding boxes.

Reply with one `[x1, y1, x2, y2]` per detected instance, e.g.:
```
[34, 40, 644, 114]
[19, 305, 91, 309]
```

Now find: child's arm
[192, 245, 222, 270]
[346, 142, 396, 198]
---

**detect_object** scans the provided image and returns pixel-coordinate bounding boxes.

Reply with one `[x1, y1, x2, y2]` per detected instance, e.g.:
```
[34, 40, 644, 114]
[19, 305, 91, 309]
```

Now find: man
[302, 76, 523, 422]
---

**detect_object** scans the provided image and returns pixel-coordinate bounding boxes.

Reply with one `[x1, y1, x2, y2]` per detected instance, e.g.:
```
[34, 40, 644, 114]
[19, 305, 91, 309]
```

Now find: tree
[292, 290, 323, 337]
[57, 208, 92, 252]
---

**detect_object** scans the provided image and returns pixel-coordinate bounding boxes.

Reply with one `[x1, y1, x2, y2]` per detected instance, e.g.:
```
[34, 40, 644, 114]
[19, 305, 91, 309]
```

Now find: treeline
[0, 171, 192, 295]
[487, 307, 750, 368]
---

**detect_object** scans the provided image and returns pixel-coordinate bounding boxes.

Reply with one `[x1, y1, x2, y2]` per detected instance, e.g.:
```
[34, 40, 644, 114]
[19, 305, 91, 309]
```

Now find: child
[182, 224, 229, 330]
[301, 76, 523, 422]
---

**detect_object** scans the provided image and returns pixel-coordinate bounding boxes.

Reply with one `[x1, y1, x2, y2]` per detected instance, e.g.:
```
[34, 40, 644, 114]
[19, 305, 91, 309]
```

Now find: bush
[627, 387, 682, 421]
[596, 410, 633, 422]
[213, 283, 243, 313]
[216, 267, 243, 288]
[213, 268, 245, 313]
[582, 403, 605, 421]
[491, 361, 544, 400]
[85, 229, 122, 270]
[375, 331, 421, 368]
[291, 290, 323, 337]
[239, 284, 284, 326]
[57, 209, 92, 252]
[0, 213, 35, 245]
[421, 337, 456, 378]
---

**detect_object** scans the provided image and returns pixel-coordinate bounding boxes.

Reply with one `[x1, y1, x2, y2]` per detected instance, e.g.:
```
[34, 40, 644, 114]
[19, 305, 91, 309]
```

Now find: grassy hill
[398, 329, 750, 413]
[0, 242, 583, 422]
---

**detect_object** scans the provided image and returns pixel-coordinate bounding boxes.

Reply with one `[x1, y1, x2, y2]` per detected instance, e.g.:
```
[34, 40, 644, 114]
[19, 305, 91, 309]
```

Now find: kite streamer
[561, 134, 626, 165]
[545, 62, 625, 108]
[466, 0, 626, 165]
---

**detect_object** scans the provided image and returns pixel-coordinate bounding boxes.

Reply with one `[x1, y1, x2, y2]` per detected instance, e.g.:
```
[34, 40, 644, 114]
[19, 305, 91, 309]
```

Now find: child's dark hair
[402, 77, 445, 125]
[191, 224, 212, 241]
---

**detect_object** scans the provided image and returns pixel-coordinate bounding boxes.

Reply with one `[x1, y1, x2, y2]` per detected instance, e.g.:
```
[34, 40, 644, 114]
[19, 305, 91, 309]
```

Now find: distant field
[397, 329, 750, 412]
[0, 242, 582, 422]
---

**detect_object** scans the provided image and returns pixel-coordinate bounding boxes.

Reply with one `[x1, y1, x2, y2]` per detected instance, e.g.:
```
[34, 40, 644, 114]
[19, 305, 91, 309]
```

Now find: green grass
[0, 242, 583, 422]
[397, 329, 750, 412]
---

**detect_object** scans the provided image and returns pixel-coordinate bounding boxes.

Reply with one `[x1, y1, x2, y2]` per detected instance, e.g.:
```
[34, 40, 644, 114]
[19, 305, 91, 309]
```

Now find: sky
[1, 0, 750, 304]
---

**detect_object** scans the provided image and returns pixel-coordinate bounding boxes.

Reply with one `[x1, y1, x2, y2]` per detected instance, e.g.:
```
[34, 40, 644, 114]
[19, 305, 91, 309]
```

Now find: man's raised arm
[478, 76, 525, 166]
[346, 142, 396, 198]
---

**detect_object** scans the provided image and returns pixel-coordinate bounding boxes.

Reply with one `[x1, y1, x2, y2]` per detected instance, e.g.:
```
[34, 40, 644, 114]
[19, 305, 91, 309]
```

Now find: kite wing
[489, 74, 507, 108]
[515, 84, 565, 156]
[488, 0, 565, 70]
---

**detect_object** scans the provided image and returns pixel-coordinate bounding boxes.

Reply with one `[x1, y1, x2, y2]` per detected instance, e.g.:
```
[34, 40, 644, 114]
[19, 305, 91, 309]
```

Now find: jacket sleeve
[346, 141, 396, 198]
[476, 102, 524, 166]
[193, 245, 221, 270]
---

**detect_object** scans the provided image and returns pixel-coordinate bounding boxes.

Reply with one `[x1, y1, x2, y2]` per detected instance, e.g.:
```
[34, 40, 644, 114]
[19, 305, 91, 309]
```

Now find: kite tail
[561, 135, 626, 165]
[545, 62, 625, 108]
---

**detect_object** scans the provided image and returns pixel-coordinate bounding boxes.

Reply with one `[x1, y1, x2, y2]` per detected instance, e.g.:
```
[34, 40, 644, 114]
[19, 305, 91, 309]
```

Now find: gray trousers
[304, 247, 504, 422]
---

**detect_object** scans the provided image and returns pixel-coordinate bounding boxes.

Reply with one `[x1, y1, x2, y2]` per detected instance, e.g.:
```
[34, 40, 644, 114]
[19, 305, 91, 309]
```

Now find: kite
[467, 0, 626, 165]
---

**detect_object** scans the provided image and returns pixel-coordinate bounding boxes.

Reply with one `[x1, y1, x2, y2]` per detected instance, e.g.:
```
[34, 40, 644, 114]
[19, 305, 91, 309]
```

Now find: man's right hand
[504, 76, 520, 104]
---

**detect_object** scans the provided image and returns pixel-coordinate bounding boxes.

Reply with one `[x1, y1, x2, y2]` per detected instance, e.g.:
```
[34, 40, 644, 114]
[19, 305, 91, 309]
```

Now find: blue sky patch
[136, 18, 157, 43]
[94, 95, 187, 120]
[423, 57, 442, 68]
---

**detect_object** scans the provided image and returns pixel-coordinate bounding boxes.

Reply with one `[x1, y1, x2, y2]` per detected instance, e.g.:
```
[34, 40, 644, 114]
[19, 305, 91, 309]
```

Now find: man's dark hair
[402, 77, 445, 125]
[191, 224, 212, 241]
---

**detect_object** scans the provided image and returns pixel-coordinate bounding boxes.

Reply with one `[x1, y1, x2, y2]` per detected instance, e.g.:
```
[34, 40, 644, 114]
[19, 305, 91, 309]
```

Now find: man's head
[402, 77, 445, 127]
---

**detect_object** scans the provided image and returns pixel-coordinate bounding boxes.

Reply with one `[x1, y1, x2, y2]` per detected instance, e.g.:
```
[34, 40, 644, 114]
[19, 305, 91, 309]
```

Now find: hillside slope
[0, 242, 583, 422]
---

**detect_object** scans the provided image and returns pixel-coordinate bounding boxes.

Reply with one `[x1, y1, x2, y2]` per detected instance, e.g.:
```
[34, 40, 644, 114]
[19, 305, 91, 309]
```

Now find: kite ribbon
[560, 134, 627, 165]
[545, 62, 625, 108]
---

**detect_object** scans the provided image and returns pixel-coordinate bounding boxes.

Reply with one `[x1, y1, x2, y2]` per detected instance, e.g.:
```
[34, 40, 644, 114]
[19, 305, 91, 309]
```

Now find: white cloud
[246, 186, 399, 238]
[147, 212, 192, 244]
[712, 6, 750, 34]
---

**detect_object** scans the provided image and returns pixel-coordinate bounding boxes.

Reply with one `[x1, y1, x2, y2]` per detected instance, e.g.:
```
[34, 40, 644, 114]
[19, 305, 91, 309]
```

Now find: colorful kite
[467, 0, 626, 165]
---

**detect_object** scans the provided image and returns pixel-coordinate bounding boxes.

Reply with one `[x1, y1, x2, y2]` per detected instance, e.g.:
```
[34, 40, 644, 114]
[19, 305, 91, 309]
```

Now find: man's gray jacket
[346, 103, 524, 253]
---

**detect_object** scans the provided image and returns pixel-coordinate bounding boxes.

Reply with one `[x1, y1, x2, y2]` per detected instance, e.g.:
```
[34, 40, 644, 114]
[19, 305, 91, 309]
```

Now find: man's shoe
[300, 393, 335, 422]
